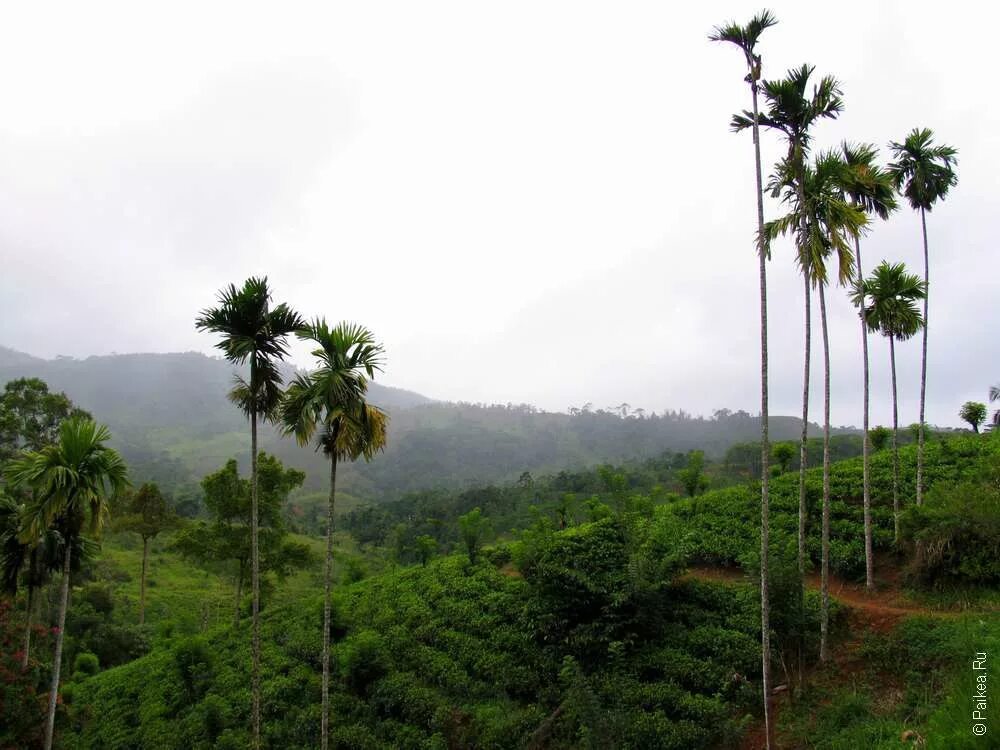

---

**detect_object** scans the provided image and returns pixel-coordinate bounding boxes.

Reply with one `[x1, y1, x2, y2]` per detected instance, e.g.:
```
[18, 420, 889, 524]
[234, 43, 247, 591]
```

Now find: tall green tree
[115, 483, 178, 624]
[5, 418, 128, 750]
[958, 402, 987, 433]
[887, 129, 958, 506]
[737, 65, 843, 621]
[279, 320, 387, 750]
[991, 385, 1000, 428]
[854, 262, 926, 540]
[836, 142, 898, 590]
[195, 276, 303, 748]
[0, 378, 91, 464]
[766, 150, 865, 662]
[173, 456, 310, 624]
[708, 8, 777, 735]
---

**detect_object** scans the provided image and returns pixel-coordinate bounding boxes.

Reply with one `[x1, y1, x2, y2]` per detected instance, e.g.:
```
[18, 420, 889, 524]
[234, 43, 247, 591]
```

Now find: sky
[1, 1, 996, 428]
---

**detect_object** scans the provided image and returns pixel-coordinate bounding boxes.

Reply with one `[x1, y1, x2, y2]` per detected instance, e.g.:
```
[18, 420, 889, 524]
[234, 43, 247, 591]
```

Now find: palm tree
[853, 262, 926, 540]
[766, 150, 865, 662]
[195, 277, 303, 749]
[5, 418, 128, 750]
[736, 64, 843, 596]
[709, 12, 777, 745]
[991, 385, 1000, 427]
[0, 496, 79, 669]
[836, 142, 898, 590]
[279, 320, 388, 750]
[887, 129, 958, 506]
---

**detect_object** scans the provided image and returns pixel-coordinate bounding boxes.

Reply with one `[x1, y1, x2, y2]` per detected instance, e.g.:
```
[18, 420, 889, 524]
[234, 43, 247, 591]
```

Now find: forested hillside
[25, 434, 998, 750]
[0, 347, 836, 503]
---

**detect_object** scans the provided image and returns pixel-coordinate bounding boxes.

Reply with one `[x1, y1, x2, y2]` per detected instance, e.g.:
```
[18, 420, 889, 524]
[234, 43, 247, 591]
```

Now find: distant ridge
[0, 346, 839, 503]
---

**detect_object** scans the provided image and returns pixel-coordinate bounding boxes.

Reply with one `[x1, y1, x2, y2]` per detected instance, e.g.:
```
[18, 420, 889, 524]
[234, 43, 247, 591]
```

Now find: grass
[96, 529, 381, 644]
[778, 613, 1000, 749]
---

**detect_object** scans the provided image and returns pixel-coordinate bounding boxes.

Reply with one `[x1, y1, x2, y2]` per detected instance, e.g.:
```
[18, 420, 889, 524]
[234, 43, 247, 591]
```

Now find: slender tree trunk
[21, 583, 35, 669]
[890, 337, 901, 541]
[750, 78, 773, 750]
[855, 237, 874, 590]
[251, 409, 261, 750]
[916, 207, 929, 505]
[43, 544, 72, 750]
[818, 284, 832, 662]
[797, 271, 811, 577]
[321, 455, 339, 750]
[139, 535, 149, 625]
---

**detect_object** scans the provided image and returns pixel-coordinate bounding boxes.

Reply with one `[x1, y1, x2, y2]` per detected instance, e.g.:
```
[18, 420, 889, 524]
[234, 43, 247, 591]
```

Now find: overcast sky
[1, 1, 995, 428]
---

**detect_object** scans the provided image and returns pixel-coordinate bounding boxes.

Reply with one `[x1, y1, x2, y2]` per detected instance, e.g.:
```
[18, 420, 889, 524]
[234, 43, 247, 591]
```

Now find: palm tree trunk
[750, 77, 773, 750]
[916, 207, 929, 505]
[321, 455, 339, 750]
[43, 543, 72, 750]
[890, 336, 901, 541]
[818, 283, 832, 662]
[797, 271, 811, 577]
[21, 583, 35, 669]
[139, 535, 149, 625]
[855, 237, 874, 590]
[251, 409, 261, 750]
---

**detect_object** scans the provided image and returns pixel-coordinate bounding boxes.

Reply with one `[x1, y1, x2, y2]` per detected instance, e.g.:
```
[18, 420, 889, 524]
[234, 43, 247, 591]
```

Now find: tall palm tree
[991, 385, 1000, 427]
[5, 418, 128, 750]
[709, 11, 777, 745]
[887, 129, 958, 506]
[195, 277, 303, 749]
[766, 151, 866, 662]
[279, 320, 388, 750]
[853, 262, 926, 540]
[836, 143, 898, 590]
[735, 64, 843, 596]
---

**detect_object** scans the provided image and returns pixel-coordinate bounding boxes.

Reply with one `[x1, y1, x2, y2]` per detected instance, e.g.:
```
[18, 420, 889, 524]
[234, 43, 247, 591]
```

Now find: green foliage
[0, 377, 92, 464]
[677, 450, 709, 496]
[72, 652, 100, 679]
[869, 426, 891, 452]
[900, 481, 1000, 585]
[457, 508, 489, 564]
[772, 441, 795, 473]
[959, 401, 987, 433]
[116, 483, 178, 541]
[172, 455, 311, 612]
[414, 535, 437, 566]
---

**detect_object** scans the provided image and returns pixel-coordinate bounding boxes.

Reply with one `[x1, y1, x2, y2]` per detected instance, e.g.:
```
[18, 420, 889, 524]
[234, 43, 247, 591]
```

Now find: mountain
[0, 347, 837, 504]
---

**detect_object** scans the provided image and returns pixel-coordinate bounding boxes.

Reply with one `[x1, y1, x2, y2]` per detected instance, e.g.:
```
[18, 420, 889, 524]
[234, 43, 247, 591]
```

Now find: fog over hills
[0, 345, 837, 502]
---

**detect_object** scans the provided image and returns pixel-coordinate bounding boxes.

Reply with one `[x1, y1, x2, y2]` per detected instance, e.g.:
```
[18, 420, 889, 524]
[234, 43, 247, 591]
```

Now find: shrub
[900, 482, 1000, 585]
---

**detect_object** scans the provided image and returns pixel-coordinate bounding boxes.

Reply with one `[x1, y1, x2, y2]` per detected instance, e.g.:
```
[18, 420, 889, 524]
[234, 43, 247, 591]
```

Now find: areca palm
[837, 142, 898, 590]
[195, 276, 303, 749]
[5, 418, 128, 750]
[0, 496, 84, 669]
[766, 150, 866, 662]
[853, 262, 926, 540]
[709, 11, 777, 745]
[279, 320, 388, 750]
[887, 129, 958, 506]
[736, 64, 843, 602]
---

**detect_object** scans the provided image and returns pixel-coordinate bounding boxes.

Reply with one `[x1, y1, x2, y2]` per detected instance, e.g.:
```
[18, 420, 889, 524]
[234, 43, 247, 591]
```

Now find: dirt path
[684, 564, 960, 626]
[685, 564, 990, 749]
